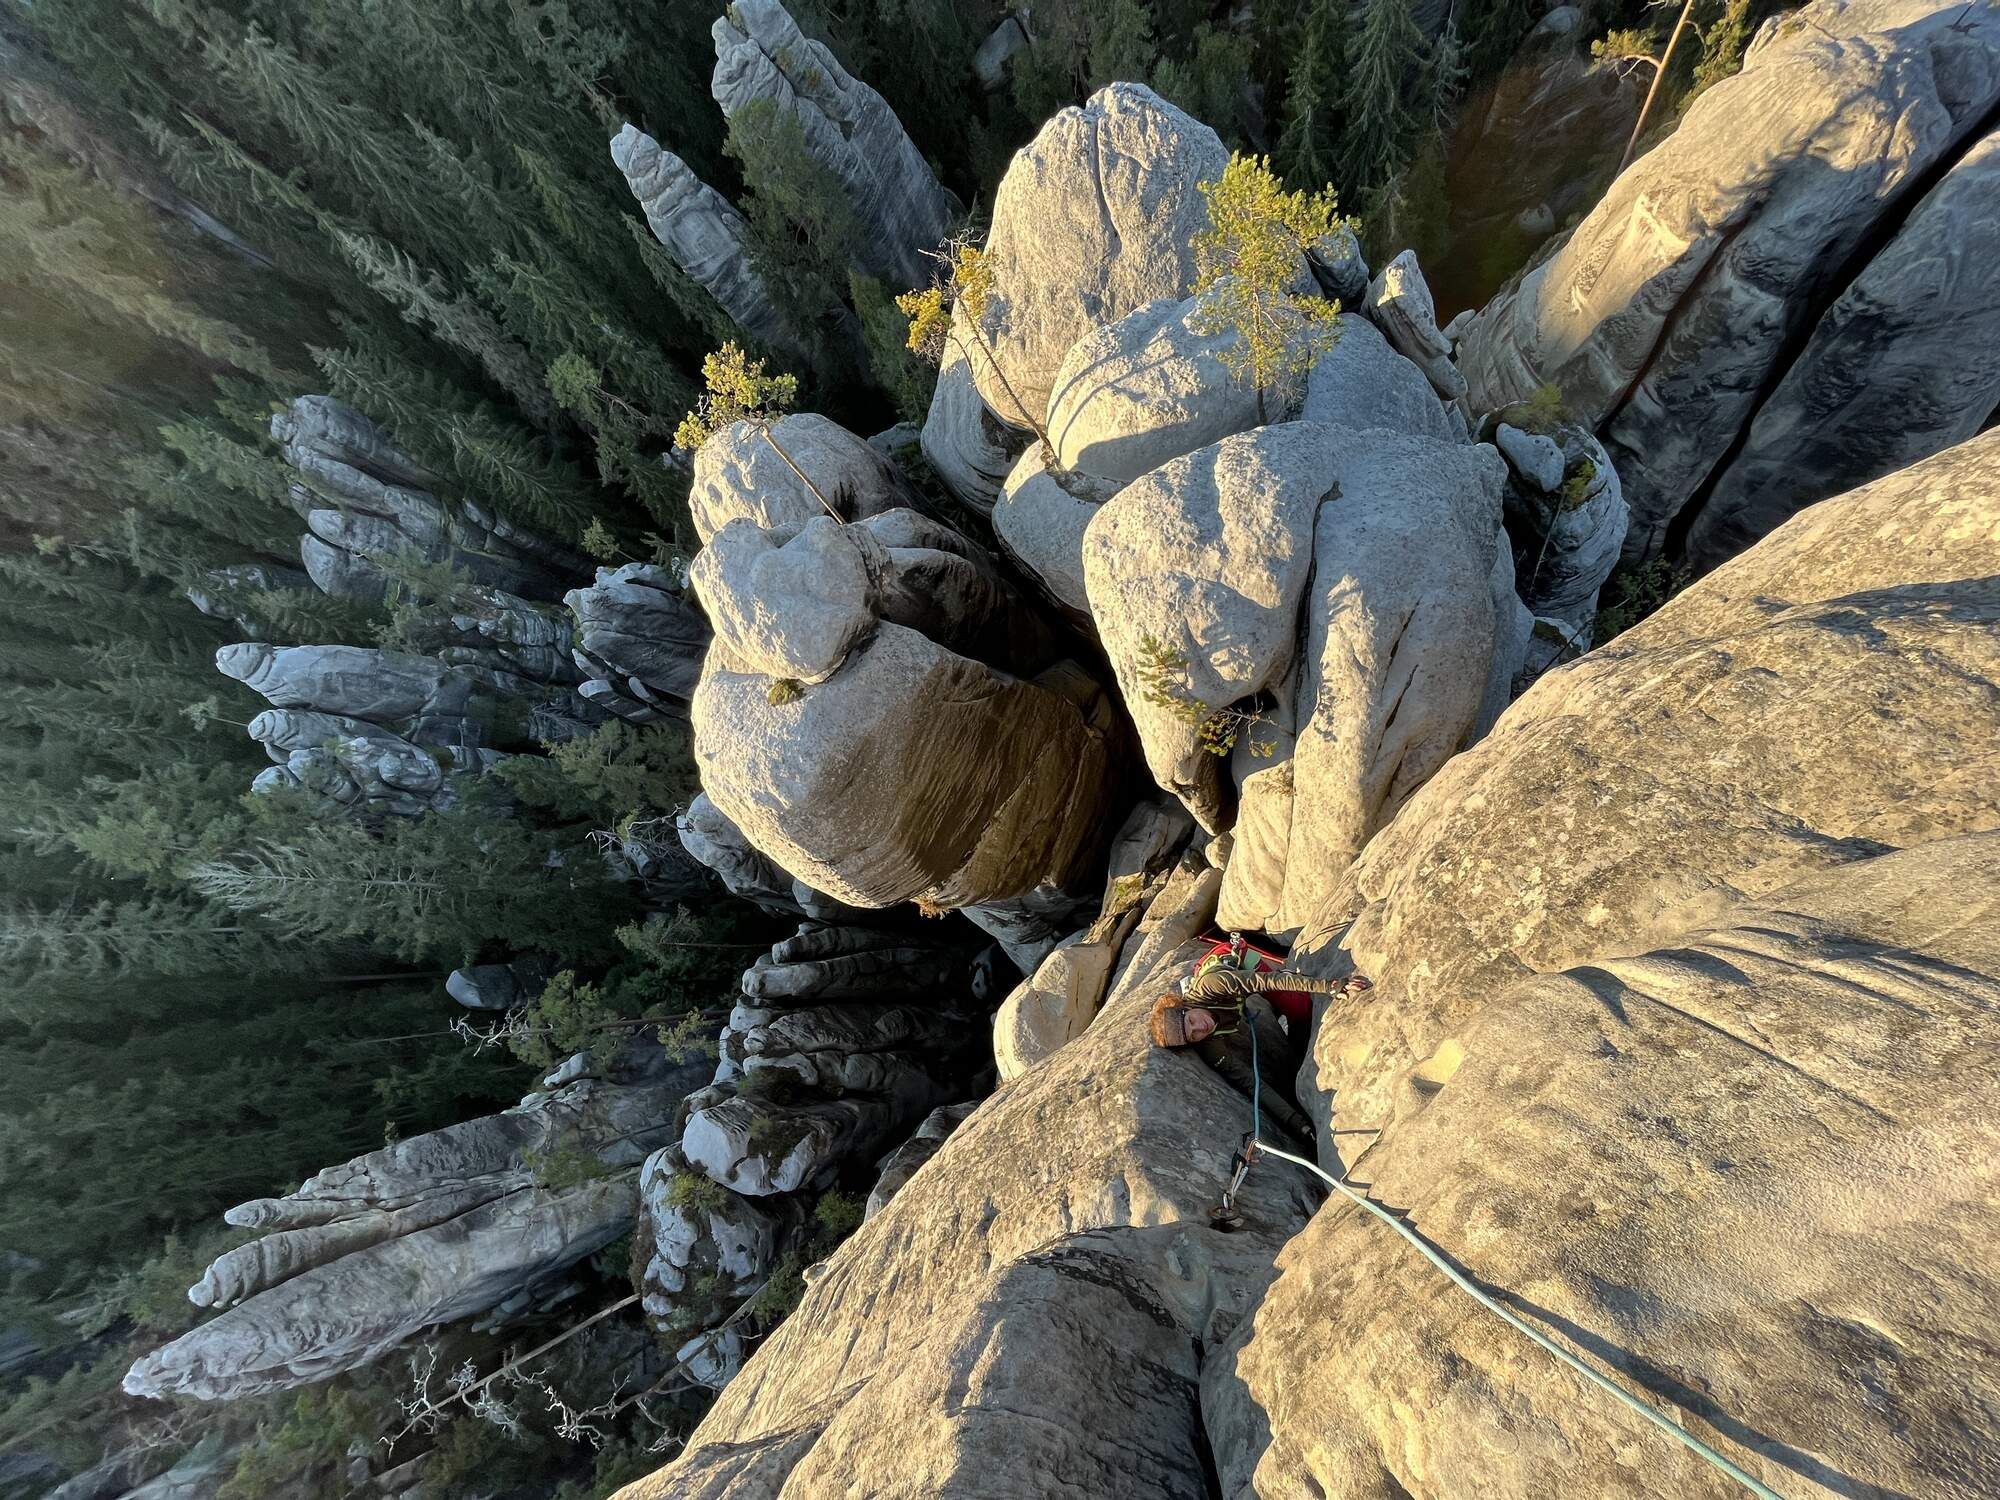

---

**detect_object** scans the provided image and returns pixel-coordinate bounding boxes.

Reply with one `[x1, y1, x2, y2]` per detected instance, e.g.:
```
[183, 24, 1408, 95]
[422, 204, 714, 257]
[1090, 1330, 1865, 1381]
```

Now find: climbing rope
[1226, 1010, 1787, 1500]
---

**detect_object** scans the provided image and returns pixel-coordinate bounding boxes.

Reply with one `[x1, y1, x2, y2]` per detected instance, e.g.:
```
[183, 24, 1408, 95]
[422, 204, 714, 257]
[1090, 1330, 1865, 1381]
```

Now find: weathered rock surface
[973, 12, 1031, 89]
[1365, 251, 1465, 405]
[1213, 434, 1509, 939]
[1084, 422, 1342, 827]
[565, 562, 709, 721]
[694, 510, 1054, 686]
[613, 861, 1319, 1499]
[694, 614, 1119, 913]
[863, 1102, 977, 1219]
[1045, 282, 1270, 486]
[617, 434, 2000, 1500]
[1241, 836, 2000, 1499]
[1299, 313, 1456, 444]
[990, 444, 1118, 621]
[973, 83, 1228, 429]
[635, 1149, 788, 1336]
[1457, 0, 2000, 560]
[1493, 420, 1627, 633]
[710, 0, 959, 290]
[124, 1047, 709, 1401]
[918, 325, 1032, 514]
[674, 920, 987, 1200]
[686, 401, 1123, 921]
[1686, 126, 2000, 568]
[1295, 427, 2000, 1143]
[273, 396, 587, 603]
[254, 733, 498, 819]
[687, 414, 916, 546]
[1085, 420, 1509, 921]
[989, 796, 1191, 1079]
[610, 123, 802, 359]
[220, 643, 523, 814]
[1241, 443, 2000, 1492]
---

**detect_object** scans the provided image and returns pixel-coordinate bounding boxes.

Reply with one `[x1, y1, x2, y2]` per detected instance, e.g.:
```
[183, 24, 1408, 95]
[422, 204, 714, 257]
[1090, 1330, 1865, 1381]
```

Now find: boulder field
[125, 5, 2000, 1489]
[616, 428, 2000, 1500]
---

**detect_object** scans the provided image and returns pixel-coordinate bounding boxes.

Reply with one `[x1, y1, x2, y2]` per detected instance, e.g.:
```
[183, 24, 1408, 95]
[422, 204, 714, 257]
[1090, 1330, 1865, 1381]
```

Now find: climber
[1148, 933, 1371, 1144]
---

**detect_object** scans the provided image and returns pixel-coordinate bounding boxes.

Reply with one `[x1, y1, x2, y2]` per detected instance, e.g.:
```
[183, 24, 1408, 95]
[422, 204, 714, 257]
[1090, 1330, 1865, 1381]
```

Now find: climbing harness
[1219, 1010, 1788, 1500]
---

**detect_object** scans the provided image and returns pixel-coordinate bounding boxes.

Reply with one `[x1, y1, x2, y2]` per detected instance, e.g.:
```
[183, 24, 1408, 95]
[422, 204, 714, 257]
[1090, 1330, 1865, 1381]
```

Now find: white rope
[1251, 1137, 1787, 1500]
[1231, 997, 1783, 1498]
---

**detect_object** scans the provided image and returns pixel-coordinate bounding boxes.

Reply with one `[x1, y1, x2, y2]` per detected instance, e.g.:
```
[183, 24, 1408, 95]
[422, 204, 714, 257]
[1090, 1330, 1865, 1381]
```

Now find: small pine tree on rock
[1188, 154, 1348, 423]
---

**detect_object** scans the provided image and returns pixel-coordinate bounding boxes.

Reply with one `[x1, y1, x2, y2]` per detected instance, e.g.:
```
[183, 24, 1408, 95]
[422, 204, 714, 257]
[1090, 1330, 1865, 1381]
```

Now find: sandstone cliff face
[1456, 0, 2000, 564]
[613, 431, 2000, 1500]
[615, 858, 1322, 1499]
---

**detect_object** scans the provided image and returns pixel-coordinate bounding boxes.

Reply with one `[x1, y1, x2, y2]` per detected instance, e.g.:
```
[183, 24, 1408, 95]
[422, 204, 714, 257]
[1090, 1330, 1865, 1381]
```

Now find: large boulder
[1085, 421, 1509, 930]
[123, 1047, 708, 1401]
[709, 0, 960, 289]
[1083, 422, 1343, 827]
[693, 624, 1120, 912]
[687, 413, 917, 546]
[972, 83, 1228, 429]
[1045, 281, 1270, 486]
[1213, 434, 1508, 939]
[1685, 126, 2000, 569]
[1456, 0, 2000, 560]
[688, 415, 1120, 917]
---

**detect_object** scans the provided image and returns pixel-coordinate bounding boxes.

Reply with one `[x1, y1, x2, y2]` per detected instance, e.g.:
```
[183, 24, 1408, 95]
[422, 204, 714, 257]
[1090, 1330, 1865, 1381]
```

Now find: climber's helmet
[1149, 995, 1218, 1048]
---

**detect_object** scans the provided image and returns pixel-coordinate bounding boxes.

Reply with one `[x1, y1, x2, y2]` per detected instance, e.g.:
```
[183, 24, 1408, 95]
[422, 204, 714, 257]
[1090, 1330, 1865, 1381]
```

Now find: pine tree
[1338, 0, 1430, 195]
[1276, 0, 1352, 192]
[1188, 155, 1346, 422]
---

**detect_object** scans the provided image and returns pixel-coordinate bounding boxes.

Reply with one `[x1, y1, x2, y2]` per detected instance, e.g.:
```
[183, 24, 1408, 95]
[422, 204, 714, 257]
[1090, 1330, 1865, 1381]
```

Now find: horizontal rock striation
[614, 859, 1319, 1499]
[273, 395, 587, 604]
[124, 1047, 709, 1402]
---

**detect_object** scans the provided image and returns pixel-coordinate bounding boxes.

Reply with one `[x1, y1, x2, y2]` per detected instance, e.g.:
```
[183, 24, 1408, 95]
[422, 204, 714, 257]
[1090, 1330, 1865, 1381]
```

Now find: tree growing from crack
[897, 239, 1049, 448]
[1189, 153, 1347, 425]
[674, 342, 841, 523]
